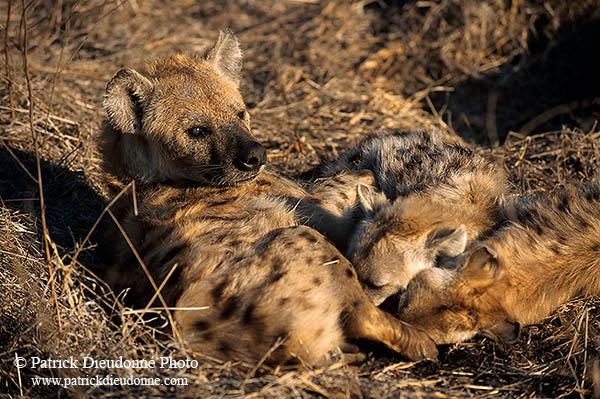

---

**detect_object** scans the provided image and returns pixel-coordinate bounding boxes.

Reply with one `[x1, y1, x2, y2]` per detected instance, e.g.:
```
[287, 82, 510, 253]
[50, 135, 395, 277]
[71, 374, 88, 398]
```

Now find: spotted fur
[100, 32, 437, 366]
[312, 130, 509, 305]
[396, 183, 600, 345]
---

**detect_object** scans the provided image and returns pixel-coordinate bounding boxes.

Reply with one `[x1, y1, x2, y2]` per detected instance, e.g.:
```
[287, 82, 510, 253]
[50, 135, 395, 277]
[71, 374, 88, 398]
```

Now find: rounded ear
[104, 69, 153, 135]
[205, 29, 242, 89]
[427, 224, 468, 257]
[356, 183, 387, 216]
[460, 246, 500, 290]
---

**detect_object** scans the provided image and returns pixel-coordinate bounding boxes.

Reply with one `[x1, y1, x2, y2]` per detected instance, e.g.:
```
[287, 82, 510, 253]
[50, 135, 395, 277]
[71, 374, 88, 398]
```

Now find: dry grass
[1, 0, 599, 397]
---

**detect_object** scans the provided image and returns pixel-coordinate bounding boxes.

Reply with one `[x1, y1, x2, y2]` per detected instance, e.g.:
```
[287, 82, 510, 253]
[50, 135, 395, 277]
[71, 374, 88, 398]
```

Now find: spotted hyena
[395, 183, 600, 345]
[306, 130, 509, 305]
[100, 30, 436, 366]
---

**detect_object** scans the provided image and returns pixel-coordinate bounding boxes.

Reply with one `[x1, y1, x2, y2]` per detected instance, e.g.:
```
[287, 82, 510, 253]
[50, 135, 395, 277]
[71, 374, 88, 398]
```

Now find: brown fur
[100, 31, 262, 189]
[396, 183, 600, 345]
[315, 130, 508, 305]
[100, 32, 437, 366]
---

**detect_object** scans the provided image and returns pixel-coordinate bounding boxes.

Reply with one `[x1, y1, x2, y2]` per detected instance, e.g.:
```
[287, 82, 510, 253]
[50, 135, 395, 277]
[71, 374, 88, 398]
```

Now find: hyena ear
[427, 224, 468, 257]
[460, 246, 500, 290]
[356, 183, 387, 216]
[205, 29, 243, 89]
[104, 69, 153, 135]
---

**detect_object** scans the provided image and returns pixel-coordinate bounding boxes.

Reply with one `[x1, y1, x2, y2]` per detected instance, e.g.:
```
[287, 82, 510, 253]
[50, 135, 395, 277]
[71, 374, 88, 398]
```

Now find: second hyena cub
[396, 183, 600, 345]
[101, 31, 437, 366]
[307, 130, 508, 305]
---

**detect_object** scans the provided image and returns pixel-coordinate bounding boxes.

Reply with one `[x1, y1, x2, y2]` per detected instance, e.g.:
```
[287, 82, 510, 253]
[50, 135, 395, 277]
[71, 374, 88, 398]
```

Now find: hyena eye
[186, 126, 211, 137]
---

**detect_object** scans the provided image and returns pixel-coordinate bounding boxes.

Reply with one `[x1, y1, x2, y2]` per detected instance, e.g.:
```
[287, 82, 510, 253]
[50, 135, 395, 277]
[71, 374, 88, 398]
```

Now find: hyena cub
[307, 130, 509, 305]
[396, 183, 600, 345]
[100, 31, 437, 366]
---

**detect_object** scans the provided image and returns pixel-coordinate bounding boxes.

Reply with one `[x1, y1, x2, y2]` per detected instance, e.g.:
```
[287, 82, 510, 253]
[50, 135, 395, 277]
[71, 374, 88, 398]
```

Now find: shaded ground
[1, 0, 599, 397]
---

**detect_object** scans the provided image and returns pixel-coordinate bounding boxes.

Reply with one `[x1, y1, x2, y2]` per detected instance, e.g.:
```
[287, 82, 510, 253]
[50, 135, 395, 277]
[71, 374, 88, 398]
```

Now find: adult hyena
[100, 30, 436, 366]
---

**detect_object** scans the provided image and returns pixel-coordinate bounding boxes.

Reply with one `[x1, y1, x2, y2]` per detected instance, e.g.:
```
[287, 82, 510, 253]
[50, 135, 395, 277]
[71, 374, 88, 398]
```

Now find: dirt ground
[1, 0, 600, 397]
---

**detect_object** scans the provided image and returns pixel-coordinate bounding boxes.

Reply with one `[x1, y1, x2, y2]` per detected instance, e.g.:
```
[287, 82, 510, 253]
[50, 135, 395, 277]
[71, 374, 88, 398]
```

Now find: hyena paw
[397, 331, 438, 361]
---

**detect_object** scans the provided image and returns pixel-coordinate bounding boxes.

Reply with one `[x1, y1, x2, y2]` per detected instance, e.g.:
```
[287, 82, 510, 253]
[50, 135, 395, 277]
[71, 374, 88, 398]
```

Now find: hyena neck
[100, 123, 157, 184]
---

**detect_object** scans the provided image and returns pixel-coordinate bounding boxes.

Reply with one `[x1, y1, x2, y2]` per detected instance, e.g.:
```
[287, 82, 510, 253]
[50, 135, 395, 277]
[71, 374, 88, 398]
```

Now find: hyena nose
[238, 141, 267, 172]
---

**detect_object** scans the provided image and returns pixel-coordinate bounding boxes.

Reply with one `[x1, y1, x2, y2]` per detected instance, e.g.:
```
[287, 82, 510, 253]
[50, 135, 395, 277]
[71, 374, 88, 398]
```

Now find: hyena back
[311, 130, 508, 305]
[100, 31, 436, 366]
[396, 183, 600, 345]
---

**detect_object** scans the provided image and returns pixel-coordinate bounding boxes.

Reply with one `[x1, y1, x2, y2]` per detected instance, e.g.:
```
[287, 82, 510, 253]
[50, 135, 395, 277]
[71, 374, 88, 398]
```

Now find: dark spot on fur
[210, 279, 228, 301]
[242, 303, 256, 325]
[346, 267, 354, 278]
[306, 257, 314, 264]
[195, 320, 210, 331]
[531, 222, 543, 235]
[229, 240, 241, 247]
[232, 256, 244, 264]
[312, 277, 322, 286]
[576, 215, 590, 229]
[271, 257, 283, 271]
[266, 229, 284, 242]
[353, 300, 360, 309]
[592, 243, 600, 252]
[315, 327, 324, 338]
[220, 296, 240, 319]
[215, 234, 228, 243]
[300, 230, 319, 244]
[279, 297, 289, 306]
[550, 244, 561, 255]
[269, 271, 286, 284]
[208, 199, 231, 207]
[557, 193, 570, 213]
[202, 331, 213, 341]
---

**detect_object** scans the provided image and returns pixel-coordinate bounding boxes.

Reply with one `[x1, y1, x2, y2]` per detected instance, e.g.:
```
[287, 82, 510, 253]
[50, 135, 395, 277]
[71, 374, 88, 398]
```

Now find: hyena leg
[266, 226, 438, 361]
[343, 294, 439, 360]
[312, 233, 438, 360]
[177, 226, 436, 365]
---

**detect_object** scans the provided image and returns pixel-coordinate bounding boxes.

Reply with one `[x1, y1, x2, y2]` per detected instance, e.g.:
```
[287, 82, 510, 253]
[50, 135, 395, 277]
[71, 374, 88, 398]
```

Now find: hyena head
[347, 184, 468, 306]
[101, 30, 266, 186]
[396, 246, 520, 345]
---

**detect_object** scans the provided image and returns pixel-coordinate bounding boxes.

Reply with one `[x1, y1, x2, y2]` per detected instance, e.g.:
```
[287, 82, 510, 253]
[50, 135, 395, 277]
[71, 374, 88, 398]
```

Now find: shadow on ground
[431, 19, 600, 144]
[0, 146, 107, 263]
